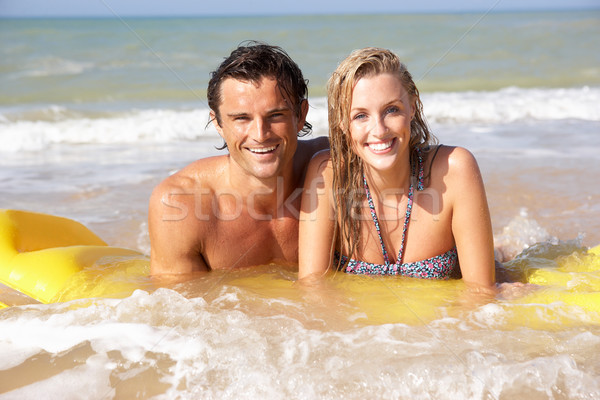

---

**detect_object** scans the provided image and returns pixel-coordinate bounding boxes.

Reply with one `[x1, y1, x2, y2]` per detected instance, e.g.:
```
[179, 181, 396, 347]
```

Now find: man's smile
[247, 145, 279, 154]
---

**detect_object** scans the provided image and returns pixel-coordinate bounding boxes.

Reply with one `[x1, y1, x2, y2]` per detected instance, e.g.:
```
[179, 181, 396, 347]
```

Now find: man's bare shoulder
[297, 136, 328, 160]
[149, 155, 230, 226]
[156, 155, 228, 193]
[149, 156, 229, 275]
[298, 136, 329, 155]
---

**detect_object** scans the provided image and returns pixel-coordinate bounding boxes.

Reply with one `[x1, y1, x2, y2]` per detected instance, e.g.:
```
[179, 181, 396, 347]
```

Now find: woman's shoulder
[445, 146, 480, 176]
[297, 137, 329, 166]
[422, 145, 482, 191]
[426, 145, 479, 175]
[301, 149, 335, 189]
[426, 145, 484, 200]
[307, 149, 333, 173]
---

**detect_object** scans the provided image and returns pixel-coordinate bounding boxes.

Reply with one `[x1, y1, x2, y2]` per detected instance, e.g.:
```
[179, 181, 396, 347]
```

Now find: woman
[298, 48, 495, 291]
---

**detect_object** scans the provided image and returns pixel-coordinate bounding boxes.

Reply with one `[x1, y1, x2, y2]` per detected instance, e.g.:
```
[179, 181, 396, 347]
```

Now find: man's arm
[148, 178, 209, 275]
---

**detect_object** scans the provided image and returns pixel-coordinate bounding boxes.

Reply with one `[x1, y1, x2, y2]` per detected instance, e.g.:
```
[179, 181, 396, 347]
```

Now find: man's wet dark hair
[207, 41, 312, 148]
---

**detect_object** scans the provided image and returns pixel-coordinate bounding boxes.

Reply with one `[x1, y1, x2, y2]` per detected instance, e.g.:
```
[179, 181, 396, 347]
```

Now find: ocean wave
[422, 86, 600, 124]
[0, 108, 217, 152]
[0, 86, 598, 152]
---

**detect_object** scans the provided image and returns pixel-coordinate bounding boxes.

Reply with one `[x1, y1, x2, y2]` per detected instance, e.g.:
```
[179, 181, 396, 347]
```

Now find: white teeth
[369, 140, 393, 151]
[249, 145, 277, 153]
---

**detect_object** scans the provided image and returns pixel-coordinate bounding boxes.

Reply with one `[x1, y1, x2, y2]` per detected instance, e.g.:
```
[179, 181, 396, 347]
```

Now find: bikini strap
[411, 147, 425, 191]
[398, 147, 424, 263]
[363, 148, 423, 265]
[423, 145, 442, 188]
[363, 175, 391, 265]
[396, 182, 414, 264]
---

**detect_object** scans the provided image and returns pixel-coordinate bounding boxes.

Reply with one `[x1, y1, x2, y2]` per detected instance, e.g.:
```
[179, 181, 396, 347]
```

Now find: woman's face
[348, 73, 415, 172]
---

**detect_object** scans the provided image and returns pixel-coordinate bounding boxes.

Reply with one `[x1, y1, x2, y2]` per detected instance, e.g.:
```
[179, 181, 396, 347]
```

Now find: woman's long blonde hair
[327, 47, 436, 266]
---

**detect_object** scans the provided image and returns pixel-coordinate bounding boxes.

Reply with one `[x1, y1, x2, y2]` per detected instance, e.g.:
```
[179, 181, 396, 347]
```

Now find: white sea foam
[422, 86, 600, 124]
[1, 288, 599, 399]
[493, 208, 554, 262]
[0, 86, 598, 153]
[0, 108, 217, 152]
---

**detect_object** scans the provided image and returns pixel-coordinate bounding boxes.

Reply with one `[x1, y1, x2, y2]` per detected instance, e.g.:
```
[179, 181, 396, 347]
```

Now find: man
[149, 42, 328, 274]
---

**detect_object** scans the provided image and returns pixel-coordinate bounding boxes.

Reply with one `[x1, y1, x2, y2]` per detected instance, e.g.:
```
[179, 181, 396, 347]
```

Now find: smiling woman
[348, 73, 414, 172]
[299, 47, 496, 292]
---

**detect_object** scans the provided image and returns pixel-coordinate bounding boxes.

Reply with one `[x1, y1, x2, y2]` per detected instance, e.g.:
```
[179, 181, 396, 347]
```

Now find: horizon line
[1, 7, 599, 19]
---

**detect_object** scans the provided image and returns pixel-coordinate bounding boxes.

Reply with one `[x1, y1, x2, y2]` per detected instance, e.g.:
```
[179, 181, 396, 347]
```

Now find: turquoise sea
[1, 11, 600, 399]
[2, 12, 599, 105]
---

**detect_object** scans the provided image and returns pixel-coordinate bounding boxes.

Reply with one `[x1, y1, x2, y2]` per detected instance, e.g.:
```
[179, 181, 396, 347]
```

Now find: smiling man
[149, 42, 328, 274]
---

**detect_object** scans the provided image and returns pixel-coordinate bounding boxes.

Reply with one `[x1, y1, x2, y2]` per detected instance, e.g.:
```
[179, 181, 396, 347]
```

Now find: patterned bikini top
[337, 148, 458, 279]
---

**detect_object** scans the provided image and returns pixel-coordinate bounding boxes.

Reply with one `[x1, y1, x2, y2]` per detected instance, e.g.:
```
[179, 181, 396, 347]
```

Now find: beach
[1, 10, 600, 399]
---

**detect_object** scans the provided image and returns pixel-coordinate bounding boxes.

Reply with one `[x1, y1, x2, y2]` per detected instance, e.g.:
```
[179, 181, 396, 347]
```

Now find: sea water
[1, 11, 600, 399]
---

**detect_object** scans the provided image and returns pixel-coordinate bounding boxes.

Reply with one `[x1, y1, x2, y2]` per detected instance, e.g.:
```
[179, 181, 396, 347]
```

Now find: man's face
[211, 76, 308, 181]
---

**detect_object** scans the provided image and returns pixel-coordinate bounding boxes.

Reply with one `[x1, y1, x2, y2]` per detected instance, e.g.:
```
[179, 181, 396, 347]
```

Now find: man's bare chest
[202, 216, 299, 270]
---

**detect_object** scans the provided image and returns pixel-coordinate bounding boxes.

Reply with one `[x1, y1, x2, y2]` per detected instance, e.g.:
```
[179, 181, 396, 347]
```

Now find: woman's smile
[367, 137, 396, 153]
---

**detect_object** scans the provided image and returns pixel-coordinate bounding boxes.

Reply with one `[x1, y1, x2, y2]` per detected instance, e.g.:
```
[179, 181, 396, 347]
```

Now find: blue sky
[1, 0, 598, 17]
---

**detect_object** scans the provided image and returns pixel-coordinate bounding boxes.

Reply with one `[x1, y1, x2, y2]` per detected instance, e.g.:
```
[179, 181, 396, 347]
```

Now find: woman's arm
[447, 147, 496, 290]
[298, 150, 336, 280]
